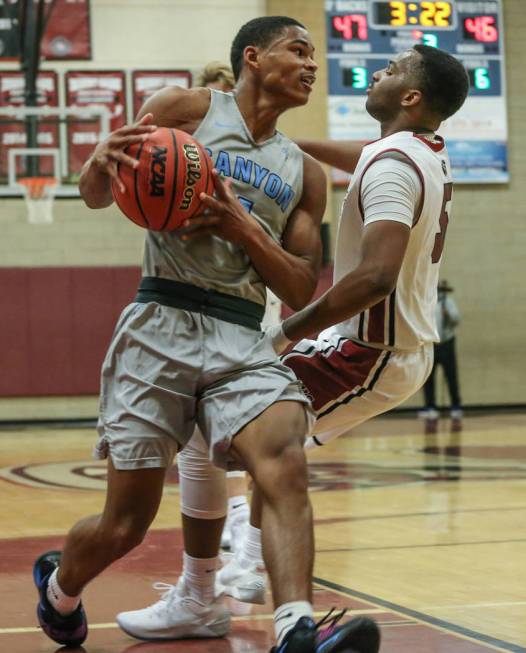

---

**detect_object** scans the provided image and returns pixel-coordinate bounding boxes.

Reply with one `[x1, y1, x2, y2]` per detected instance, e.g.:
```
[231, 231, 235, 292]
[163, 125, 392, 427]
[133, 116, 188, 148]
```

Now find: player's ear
[243, 45, 260, 72]
[401, 88, 422, 108]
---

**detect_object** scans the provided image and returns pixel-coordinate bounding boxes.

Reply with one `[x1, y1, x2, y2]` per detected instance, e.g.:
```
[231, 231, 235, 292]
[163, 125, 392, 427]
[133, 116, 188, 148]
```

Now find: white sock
[228, 494, 249, 518]
[239, 524, 263, 568]
[227, 495, 250, 552]
[182, 552, 217, 605]
[46, 568, 81, 616]
[274, 601, 314, 645]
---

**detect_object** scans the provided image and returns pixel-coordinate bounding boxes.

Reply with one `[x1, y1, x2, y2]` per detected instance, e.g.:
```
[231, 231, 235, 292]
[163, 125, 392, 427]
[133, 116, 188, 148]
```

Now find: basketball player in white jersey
[31, 16, 380, 653]
[123, 43, 470, 609]
[219, 43, 470, 598]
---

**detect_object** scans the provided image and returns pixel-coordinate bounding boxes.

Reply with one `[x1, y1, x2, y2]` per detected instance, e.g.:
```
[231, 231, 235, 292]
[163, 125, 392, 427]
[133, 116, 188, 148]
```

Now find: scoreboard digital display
[370, 2, 456, 28]
[326, 0, 508, 184]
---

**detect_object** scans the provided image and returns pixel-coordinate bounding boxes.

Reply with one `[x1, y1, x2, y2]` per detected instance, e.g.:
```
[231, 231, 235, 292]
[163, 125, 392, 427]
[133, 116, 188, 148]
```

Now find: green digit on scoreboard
[422, 34, 438, 47]
[474, 67, 490, 90]
[352, 66, 368, 89]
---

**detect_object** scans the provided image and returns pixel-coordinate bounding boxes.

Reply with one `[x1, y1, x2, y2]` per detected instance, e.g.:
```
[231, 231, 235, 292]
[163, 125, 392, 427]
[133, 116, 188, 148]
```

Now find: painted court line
[314, 577, 525, 653]
[0, 608, 386, 636]
[418, 600, 526, 610]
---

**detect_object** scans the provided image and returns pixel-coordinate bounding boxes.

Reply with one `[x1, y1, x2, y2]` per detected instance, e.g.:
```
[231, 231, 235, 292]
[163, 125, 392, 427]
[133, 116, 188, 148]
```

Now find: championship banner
[65, 70, 127, 175]
[0, 70, 58, 177]
[132, 70, 192, 118]
[0, 0, 91, 60]
[326, 0, 508, 184]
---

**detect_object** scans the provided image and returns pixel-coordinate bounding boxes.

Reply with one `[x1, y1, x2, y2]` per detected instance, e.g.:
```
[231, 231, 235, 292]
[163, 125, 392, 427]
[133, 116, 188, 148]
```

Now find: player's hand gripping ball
[112, 127, 214, 231]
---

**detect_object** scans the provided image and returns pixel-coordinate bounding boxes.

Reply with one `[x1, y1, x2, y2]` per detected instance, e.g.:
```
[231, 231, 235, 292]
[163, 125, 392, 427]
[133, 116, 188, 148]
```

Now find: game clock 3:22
[370, 1, 457, 29]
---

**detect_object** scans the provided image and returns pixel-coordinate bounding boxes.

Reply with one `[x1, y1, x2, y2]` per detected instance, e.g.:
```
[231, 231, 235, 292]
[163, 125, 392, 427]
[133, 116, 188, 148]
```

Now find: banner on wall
[0, 70, 58, 177]
[325, 0, 508, 184]
[65, 70, 127, 175]
[132, 70, 192, 118]
[0, 0, 91, 60]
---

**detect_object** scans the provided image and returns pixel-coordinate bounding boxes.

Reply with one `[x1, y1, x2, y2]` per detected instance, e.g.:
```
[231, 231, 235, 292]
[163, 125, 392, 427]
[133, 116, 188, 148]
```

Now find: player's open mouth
[300, 75, 316, 91]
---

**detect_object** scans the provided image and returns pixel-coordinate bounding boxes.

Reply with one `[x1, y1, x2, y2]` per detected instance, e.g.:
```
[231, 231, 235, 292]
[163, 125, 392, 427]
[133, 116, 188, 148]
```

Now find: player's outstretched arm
[282, 219, 410, 342]
[296, 139, 366, 174]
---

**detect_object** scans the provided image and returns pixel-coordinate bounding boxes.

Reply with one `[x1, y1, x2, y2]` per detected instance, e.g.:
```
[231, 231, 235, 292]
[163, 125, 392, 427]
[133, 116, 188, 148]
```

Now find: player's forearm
[79, 158, 114, 209]
[242, 227, 319, 311]
[295, 139, 365, 174]
[282, 267, 393, 341]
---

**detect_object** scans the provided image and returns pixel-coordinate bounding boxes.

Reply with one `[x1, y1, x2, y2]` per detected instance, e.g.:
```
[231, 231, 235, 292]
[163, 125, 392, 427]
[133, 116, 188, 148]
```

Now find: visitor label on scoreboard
[65, 70, 127, 176]
[132, 71, 192, 118]
[325, 0, 508, 184]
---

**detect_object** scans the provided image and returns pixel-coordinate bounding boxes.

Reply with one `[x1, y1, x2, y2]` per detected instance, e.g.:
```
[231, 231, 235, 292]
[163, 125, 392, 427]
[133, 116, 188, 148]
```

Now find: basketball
[112, 127, 214, 231]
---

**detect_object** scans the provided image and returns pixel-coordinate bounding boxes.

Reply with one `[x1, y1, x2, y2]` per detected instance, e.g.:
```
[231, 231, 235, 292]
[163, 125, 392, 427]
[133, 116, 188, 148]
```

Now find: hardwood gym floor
[1, 412, 524, 653]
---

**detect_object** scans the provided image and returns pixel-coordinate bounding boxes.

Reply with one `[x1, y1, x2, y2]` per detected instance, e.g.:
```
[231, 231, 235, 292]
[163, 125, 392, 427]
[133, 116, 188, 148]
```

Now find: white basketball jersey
[326, 131, 453, 351]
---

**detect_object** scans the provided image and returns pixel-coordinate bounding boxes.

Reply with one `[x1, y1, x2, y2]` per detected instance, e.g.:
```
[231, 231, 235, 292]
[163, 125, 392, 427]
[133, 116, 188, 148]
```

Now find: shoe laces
[149, 582, 180, 612]
[315, 607, 348, 642]
[152, 580, 211, 612]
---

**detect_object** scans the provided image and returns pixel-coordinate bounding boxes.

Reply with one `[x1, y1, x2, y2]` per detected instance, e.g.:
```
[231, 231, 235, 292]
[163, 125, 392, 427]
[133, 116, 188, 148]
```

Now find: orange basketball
[112, 127, 214, 231]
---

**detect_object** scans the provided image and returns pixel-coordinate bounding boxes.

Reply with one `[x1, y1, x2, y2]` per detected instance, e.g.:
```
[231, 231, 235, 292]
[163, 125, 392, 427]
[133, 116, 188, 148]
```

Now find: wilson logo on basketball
[112, 127, 213, 231]
[149, 145, 168, 197]
[179, 143, 202, 211]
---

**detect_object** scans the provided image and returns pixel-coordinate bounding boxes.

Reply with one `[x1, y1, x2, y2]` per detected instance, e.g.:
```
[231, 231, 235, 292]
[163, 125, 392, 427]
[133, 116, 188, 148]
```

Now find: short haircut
[412, 45, 469, 120]
[196, 61, 235, 91]
[230, 16, 305, 80]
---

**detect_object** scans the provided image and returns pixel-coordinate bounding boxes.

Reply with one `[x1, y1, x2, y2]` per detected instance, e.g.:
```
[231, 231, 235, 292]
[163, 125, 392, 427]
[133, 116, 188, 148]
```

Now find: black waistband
[135, 277, 265, 331]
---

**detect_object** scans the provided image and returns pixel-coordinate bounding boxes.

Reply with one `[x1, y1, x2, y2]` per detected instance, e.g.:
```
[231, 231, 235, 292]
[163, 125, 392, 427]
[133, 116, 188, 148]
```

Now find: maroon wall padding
[1, 269, 32, 393]
[0, 265, 333, 398]
[0, 267, 141, 397]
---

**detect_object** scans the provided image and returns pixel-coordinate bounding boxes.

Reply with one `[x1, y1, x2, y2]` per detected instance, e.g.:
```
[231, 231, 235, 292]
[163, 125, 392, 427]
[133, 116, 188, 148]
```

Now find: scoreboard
[326, 0, 508, 183]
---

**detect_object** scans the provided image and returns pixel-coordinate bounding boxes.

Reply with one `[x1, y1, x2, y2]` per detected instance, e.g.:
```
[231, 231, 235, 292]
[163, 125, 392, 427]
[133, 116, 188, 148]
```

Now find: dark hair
[412, 45, 469, 120]
[230, 16, 305, 80]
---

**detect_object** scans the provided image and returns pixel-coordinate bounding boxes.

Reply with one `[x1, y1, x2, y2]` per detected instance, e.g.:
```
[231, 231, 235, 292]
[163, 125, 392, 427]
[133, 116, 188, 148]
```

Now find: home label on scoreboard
[326, 0, 508, 183]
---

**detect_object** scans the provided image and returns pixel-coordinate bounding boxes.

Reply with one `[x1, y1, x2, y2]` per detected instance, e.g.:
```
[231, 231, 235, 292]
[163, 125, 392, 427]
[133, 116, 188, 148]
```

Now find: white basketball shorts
[281, 332, 433, 447]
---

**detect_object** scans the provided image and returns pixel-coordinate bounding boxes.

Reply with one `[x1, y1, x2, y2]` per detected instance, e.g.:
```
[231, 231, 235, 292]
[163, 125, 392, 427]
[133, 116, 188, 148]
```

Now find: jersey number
[237, 196, 254, 213]
[431, 182, 452, 263]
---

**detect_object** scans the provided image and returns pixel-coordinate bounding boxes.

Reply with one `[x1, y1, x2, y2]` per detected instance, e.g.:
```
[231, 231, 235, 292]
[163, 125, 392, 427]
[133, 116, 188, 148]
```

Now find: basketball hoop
[18, 177, 57, 224]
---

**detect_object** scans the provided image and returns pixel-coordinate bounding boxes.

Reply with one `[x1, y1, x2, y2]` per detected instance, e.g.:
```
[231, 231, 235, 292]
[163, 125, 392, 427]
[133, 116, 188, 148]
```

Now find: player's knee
[255, 443, 308, 499]
[178, 442, 227, 519]
[100, 514, 151, 559]
[280, 445, 309, 492]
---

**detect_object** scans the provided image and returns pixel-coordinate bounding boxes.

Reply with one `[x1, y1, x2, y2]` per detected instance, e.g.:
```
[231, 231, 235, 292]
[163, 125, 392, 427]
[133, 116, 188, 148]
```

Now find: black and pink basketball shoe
[33, 550, 88, 647]
[270, 609, 381, 653]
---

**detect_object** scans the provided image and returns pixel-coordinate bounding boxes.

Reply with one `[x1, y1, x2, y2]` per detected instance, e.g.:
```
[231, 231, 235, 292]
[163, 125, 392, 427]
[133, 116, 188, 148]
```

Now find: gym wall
[0, 0, 524, 417]
[272, 0, 526, 409]
[0, 0, 265, 417]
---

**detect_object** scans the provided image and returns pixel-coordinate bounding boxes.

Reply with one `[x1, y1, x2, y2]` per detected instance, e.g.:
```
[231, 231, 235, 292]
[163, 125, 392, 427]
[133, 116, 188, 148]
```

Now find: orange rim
[19, 177, 57, 200]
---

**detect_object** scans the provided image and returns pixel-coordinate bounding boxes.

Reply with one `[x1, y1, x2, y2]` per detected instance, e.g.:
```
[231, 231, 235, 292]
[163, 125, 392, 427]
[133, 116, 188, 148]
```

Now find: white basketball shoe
[116, 579, 230, 641]
[216, 555, 267, 605]
[221, 503, 250, 552]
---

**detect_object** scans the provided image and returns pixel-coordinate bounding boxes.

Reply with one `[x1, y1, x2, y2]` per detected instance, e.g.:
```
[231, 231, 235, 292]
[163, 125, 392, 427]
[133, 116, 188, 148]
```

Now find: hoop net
[18, 177, 58, 224]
